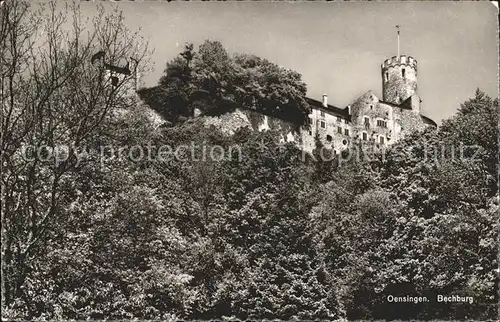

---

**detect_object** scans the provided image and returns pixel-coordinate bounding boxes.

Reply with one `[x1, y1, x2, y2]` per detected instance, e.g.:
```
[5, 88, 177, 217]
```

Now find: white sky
[79, 1, 498, 124]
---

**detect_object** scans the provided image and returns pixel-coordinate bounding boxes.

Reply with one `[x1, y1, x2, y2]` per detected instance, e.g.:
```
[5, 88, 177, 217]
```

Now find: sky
[80, 1, 498, 124]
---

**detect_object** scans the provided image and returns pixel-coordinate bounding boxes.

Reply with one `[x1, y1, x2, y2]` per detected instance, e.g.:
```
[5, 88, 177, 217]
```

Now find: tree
[1, 0, 148, 313]
[439, 89, 499, 196]
[311, 134, 337, 183]
[189, 130, 344, 319]
[140, 40, 309, 123]
[138, 43, 195, 122]
[352, 98, 499, 319]
[232, 53, 309, 123]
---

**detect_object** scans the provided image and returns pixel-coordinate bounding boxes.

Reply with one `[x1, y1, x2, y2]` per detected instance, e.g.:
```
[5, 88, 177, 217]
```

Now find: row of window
[308, 129, 385, 145]
[325, 135, 349, 145]
[314, 119, 387, 134]
[384, 68, 406, 82]
[361, 132, 385, 144]
[364, 117, 388, 128]
[318, 111, 347, 124]
[318, 120, 350, 136]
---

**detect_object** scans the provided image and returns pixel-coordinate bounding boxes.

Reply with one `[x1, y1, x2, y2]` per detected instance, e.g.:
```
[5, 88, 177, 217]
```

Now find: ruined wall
[202, 108, 301, 142]
[382, 55, 417, 105]
[202, 108, 255, 135]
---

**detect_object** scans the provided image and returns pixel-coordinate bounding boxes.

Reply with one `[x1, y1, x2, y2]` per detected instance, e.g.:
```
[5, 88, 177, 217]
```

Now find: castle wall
[409, 93, 421, 114]
[202, 108, 255, 135]
[200, 50, 433, 154]
[202, 107, 351, 154]
[349, 92, 395, 146]
[201, 103, 430, 155]
[392, 106, 427, 141]
[305, 107, 351, 154]
[202, 108, 302, 143]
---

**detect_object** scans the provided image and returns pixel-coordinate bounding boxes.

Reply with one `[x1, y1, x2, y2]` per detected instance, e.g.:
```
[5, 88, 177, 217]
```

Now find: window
[362, 132, 368, 141]
[344, 119, 348, 124]
[111, 76, 119, 87]
[344, 128, 349, 136]
[385, 72, 388, 82]
[342, 139, 348, 145]
[380, 136, 385, 144]
[309, 130, 312, 136]
[337, 126, 342, 134]
[370, 105, 373, 109]
[337, 116, 341, 123]
[364, 117, 370, 127]
[320, 110, 325, 117]
[377, 120, 387, 128]
[320, 120, 326, 129]
[326, 135, 332, 142]
[402, 68, 406, 78]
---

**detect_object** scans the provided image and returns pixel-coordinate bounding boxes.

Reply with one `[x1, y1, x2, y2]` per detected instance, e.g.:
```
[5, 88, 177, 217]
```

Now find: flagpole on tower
[396, 25, 400, 58]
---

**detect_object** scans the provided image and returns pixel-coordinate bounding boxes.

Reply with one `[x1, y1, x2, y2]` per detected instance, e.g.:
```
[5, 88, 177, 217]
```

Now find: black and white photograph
[1, 0, 498, 320]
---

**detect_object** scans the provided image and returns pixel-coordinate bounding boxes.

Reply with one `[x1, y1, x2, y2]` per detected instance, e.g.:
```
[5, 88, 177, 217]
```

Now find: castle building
[300, 53, 436, 154]
[195, 51, 437, 154]
[99, 34, 436, 152]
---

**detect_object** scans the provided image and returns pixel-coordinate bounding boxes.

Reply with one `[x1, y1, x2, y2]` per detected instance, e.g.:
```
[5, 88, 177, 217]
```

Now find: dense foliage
[2, 1, 498, 320]
[138, 41, 309, 125]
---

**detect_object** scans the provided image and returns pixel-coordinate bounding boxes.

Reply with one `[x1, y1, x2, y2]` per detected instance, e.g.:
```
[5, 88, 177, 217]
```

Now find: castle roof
[349, 90, 380, 104]
[346, 91, 436, 127]
[305, 97, 351, 120]
[384, 96, 436, 127]
[421, 114, 437, 127]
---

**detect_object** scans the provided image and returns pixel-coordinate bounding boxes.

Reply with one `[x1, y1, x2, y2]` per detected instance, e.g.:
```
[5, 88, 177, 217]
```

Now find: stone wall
[393, 106, 427, 141]
[349, 91, 394, 145]
[201, 101, 429, 154]
[382, 55, 417, 105]
[306, 107, 351, 154]
[202, 108, 301, 141]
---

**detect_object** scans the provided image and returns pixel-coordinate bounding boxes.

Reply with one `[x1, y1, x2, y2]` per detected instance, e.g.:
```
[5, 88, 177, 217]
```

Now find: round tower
[381, 55, 417, 105]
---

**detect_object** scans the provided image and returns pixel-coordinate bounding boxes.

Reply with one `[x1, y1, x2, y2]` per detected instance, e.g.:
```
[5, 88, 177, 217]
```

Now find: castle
[299, 54, 437, 154]
[92, 48, 437, 154]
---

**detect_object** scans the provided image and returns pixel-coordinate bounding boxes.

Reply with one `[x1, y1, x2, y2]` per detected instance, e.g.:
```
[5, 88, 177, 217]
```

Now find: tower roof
[348, 90, 382, 107]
